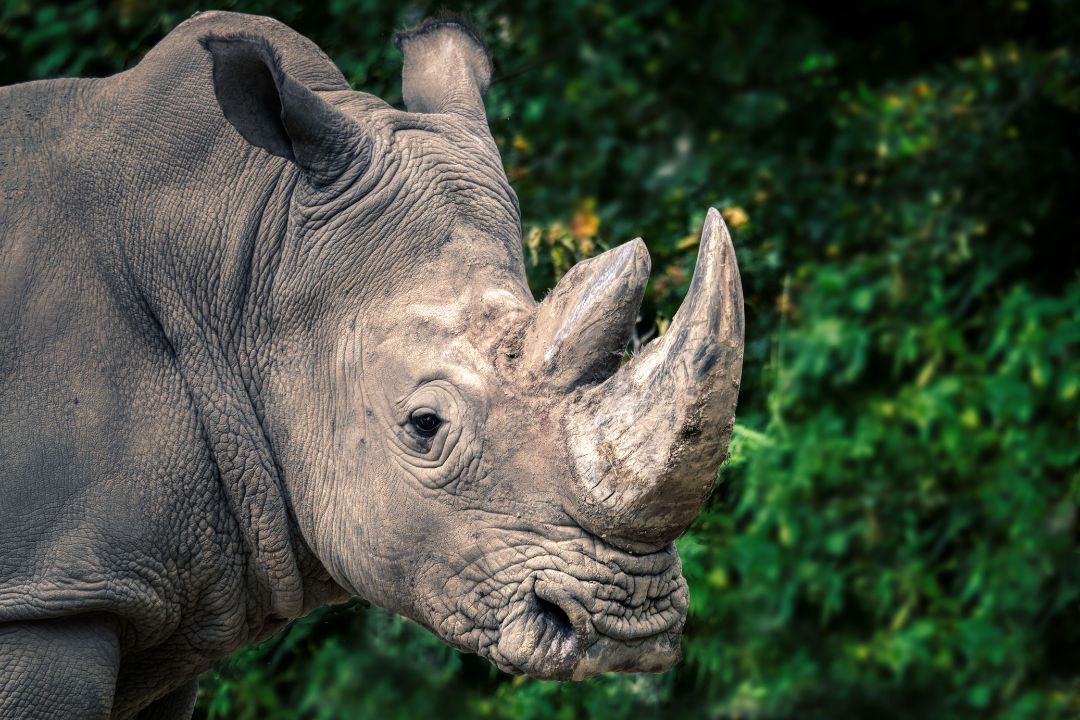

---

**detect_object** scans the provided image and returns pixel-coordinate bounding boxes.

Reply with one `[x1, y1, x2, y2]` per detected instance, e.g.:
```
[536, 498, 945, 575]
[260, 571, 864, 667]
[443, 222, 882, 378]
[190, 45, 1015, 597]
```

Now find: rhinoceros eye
[410, 410, 442, 437]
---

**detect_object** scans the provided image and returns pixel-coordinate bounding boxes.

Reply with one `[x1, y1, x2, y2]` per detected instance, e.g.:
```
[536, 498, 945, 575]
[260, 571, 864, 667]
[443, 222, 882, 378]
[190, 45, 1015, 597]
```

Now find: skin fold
[0, 10, 743, 718]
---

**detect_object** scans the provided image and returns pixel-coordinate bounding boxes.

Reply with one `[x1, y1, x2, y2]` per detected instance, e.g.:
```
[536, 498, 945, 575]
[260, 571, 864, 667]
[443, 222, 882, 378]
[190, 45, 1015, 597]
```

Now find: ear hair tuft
[393, 11, 491, 73]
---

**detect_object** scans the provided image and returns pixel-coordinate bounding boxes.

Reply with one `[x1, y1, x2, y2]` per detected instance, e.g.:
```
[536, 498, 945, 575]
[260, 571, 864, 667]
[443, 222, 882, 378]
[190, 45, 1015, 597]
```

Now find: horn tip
[701, 207, 736, 261]
[625, 237, 651, 277]
[703, 206, 731, 237]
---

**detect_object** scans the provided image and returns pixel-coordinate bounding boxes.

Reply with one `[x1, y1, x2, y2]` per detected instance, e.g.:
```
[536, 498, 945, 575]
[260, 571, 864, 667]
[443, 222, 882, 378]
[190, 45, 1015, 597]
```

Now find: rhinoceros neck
[124, 162, 315, 623]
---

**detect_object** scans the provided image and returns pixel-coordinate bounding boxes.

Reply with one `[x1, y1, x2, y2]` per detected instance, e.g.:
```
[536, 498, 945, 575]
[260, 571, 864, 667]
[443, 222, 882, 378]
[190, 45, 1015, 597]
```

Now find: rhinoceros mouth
[431, 525, 688, 679]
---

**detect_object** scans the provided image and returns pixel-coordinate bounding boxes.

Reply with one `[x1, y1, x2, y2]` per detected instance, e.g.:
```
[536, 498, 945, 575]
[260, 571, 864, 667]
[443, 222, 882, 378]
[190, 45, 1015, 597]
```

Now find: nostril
[496, 578, 602, 679]
[497, 579, 592, 679]
[534, 595, 574, 639]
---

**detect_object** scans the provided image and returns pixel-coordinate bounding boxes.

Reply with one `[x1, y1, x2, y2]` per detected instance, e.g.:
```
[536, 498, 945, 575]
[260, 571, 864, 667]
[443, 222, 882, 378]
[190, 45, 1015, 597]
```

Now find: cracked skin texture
[0, 10, 743, 719]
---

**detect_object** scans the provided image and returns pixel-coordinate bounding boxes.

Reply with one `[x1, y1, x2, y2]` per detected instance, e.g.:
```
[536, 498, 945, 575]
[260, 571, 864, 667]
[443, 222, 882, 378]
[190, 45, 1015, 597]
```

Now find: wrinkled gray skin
[0, 11, 744, 719]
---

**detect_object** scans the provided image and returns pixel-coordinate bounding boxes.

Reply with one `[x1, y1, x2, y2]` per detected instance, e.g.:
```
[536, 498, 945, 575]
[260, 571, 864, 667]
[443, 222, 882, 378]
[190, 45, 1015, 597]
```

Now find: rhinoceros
[0, 10, 744, 719]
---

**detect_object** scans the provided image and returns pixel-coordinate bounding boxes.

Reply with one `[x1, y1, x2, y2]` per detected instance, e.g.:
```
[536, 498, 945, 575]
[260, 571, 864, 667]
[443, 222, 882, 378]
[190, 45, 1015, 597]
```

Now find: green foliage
[3, 0, 1077, 716]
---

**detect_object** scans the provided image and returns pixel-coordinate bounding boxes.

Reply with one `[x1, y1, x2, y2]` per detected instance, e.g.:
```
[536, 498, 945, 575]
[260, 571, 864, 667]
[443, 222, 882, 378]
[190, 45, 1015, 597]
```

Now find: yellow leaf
[545, 222, 567, 245]
[776, 290, 795, 316]
[707, 568, 729, 589]
[961, 408, 980, 429]
[675, 233, 700, 250]
[890, 598, 914, 631]
[1061, 380, 1078, 401]
[570, 209, 599, 240]
[916, 360, 936, 388]
[722, 206, 749, 229]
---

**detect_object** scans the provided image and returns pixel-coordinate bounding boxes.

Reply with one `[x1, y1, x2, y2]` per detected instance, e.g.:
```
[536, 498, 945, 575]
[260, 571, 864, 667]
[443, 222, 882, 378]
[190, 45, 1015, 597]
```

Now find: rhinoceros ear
[394, 16, 492, 125]
[203, 34, 368, 186]
[523, 240, 651, 390]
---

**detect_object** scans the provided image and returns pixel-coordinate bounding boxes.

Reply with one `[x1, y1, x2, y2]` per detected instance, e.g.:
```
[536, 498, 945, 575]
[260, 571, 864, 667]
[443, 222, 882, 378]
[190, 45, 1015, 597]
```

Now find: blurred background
[2, 0, 1078, 717]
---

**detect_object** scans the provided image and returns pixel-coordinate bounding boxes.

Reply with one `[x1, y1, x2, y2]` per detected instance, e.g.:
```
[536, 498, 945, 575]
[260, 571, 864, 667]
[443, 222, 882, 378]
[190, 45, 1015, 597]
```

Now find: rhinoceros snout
[490, 555, 687, 679]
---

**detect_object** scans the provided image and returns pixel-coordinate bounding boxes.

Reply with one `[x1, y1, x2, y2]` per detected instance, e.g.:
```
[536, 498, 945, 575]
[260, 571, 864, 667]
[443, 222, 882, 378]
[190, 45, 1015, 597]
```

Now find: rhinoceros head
[203, 16, 743, 679]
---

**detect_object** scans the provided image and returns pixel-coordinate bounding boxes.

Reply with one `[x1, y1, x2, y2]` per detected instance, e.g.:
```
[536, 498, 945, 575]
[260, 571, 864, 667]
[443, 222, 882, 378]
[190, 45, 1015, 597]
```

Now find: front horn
[563, 208, 745, 549]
